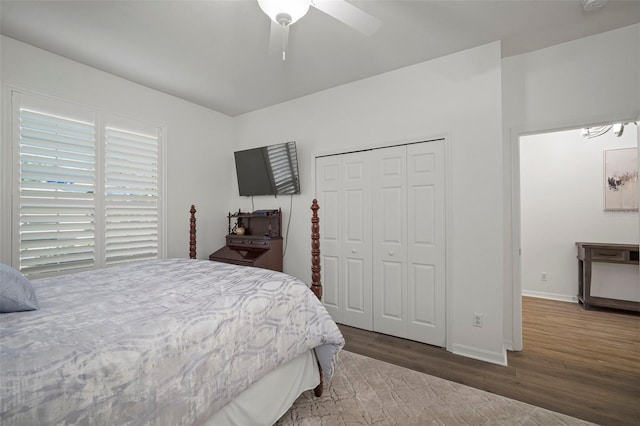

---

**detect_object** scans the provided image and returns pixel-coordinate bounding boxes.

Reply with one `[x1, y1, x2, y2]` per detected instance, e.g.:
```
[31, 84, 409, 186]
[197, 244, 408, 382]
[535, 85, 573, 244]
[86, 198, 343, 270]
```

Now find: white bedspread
[0, 259, 344, 425]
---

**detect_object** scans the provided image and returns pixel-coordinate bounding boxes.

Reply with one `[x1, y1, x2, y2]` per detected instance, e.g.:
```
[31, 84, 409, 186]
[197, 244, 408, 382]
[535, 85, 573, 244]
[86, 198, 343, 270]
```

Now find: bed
[0, 200, 342, 425]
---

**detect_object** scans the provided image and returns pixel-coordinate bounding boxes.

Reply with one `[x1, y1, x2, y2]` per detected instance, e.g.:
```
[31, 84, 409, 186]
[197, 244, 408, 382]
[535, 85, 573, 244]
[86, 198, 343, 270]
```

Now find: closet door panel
[321, 189, 340, 316]
[323, 255, 340, 312]
[381, 260, 403, 319]
[412, 185, 435, 244]
[411, 264, 436, 325]
[382, 188, 403, 243]
[341, 154, 373, 330]
[315, 157, 342, 322]
[407, 141, 446, 346]
[345, 258, 366, 312]
[372, 146, 407, 337]
[343, 189, 366, 319]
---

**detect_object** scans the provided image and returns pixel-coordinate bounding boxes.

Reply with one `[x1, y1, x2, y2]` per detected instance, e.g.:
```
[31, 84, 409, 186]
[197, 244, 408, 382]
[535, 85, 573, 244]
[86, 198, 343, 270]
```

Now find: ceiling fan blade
[311, 0, 381, 36]
[269, 20, 290, 60]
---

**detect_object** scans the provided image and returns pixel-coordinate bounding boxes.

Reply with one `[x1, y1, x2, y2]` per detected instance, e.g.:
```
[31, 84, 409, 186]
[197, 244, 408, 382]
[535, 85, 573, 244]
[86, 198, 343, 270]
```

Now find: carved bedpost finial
[189, 205, 197, 259]
[311, 199, 321, 300]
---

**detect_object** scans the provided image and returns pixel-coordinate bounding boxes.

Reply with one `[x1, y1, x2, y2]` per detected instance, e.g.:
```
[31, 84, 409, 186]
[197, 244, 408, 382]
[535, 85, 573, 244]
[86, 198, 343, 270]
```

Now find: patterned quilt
[0, 259, 344, 425]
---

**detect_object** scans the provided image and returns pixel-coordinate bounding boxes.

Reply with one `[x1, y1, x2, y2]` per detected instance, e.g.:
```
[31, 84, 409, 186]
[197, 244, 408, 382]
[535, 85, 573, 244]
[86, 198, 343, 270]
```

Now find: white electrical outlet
[540, 272, 548, 281]
[473, 313, 483, 328]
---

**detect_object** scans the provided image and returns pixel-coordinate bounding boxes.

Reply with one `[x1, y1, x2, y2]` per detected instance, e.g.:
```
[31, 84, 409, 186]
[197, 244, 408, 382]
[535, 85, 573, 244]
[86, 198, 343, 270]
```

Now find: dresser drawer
[591, 249, 626, 262]
[226, 237, 270, 249]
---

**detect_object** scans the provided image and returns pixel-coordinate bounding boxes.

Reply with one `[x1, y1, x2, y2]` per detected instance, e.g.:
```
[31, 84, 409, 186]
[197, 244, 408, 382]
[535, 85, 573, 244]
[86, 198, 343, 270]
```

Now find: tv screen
[234, 141, 301, 196]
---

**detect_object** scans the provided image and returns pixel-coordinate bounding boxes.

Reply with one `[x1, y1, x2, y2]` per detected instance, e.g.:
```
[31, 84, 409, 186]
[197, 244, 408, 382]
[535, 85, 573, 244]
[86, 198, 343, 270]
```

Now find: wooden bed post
[189, 205, 197, 259]
[311, 199, 324, 397]
[311, 199, 322, 301]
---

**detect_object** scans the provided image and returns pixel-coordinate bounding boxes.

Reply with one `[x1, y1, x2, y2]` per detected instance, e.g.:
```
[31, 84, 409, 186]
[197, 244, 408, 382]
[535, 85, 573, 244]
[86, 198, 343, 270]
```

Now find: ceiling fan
[257, 0, 382, 60]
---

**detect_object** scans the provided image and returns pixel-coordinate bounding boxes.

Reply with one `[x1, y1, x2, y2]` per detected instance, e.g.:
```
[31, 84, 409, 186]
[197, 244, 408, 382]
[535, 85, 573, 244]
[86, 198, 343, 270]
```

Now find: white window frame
[10, 90, 166, 277]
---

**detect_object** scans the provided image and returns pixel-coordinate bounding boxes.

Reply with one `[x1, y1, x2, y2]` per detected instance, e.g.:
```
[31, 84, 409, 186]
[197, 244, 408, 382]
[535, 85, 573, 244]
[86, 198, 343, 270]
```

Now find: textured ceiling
[1, 0, 639, 116]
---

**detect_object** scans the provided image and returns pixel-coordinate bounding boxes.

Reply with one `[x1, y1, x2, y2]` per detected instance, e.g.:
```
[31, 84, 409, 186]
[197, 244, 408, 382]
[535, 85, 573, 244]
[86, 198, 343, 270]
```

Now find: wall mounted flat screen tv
[234, 141, 301, 196]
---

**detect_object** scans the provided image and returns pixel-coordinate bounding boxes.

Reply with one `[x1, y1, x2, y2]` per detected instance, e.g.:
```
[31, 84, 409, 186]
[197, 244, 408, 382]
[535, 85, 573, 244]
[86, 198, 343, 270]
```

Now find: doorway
[512, 121, 639, 349]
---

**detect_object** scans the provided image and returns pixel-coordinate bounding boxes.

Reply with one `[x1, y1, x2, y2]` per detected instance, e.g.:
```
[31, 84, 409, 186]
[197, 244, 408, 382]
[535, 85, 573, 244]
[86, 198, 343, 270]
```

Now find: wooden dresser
[209, 209, 283, 272]
[575, 242, 639, 312]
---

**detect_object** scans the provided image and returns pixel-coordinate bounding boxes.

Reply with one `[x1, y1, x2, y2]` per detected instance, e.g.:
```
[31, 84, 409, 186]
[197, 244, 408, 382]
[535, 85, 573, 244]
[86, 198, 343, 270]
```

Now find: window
[13, 92, 164, 277]
[18, 108, 97, 276]
[104, 126, 159, 265]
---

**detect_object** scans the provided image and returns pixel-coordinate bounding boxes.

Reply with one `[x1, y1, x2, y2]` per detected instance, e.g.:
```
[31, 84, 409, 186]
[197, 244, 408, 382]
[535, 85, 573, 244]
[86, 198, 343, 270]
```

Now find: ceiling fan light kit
[258, 0, 311, 26]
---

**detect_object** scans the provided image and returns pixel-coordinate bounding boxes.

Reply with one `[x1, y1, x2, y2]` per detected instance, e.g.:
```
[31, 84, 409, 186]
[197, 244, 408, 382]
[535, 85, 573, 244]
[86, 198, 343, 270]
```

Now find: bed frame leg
[314, 369, 323, 397]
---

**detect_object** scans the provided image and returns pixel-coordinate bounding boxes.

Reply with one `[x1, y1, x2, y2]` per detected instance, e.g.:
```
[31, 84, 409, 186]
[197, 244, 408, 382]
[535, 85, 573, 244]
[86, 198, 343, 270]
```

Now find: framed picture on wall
[604, 147, 638, 211]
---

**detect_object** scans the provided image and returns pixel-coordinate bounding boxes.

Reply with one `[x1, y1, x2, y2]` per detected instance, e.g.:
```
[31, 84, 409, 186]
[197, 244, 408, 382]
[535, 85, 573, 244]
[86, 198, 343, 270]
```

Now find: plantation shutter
[13, 92, 164, 278]
[266, 142, 300, 194]
[18, 109, 97, 276]
[104, 127, 159, 264]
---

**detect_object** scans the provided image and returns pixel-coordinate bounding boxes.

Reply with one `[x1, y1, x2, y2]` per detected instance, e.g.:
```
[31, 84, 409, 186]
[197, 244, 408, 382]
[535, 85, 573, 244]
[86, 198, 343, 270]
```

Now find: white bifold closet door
[316, 152, 373, 330]
[316, 140, 445, 347]
[372, 142, 446, 346]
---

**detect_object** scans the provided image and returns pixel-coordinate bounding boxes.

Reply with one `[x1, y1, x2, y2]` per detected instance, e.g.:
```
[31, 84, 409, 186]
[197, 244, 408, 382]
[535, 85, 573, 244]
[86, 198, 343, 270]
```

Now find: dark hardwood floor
[339, 296, 640, 426]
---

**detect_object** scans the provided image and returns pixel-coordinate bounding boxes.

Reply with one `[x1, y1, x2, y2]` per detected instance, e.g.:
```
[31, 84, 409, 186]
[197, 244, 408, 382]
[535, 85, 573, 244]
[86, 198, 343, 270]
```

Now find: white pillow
[0, 263, 40, 313]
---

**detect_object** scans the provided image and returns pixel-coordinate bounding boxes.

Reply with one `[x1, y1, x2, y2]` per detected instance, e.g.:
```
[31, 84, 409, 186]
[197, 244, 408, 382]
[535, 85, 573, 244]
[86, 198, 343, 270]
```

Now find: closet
[315, 140, 446, 347]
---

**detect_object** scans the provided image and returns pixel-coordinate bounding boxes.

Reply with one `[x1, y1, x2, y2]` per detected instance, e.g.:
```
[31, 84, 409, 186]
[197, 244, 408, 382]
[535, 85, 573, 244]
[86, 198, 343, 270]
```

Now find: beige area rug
[276, 351, 594, 425]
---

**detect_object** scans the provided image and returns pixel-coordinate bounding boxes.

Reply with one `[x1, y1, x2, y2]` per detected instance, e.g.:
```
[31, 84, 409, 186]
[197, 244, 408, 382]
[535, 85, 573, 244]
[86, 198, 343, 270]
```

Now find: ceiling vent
[583, 0, 609, 12]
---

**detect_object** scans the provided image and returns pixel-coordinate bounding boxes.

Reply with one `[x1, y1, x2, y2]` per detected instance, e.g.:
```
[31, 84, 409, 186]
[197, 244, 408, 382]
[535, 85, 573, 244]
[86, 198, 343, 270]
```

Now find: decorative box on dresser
[209, 209, 283, 272]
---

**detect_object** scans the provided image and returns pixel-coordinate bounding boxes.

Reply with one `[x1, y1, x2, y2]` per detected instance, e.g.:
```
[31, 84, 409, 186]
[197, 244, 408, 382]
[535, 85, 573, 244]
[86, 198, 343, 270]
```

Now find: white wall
[234, 42, 506, 364]
[520, 126, 638, 302]
[0, 36, 235, 265]
[502, 24, 640, 349]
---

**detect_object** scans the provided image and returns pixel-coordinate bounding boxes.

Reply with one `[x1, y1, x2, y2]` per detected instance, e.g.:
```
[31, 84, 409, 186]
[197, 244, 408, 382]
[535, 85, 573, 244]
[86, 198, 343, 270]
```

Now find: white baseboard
[451, 344, 508, 366]
[503, 339, 514, 352]
[522, 290, 578, 303]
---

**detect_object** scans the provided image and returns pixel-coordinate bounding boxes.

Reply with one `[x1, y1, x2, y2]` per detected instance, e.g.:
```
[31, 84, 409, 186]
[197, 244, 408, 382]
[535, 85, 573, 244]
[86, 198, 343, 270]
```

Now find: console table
[575, 242, 639, 312]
